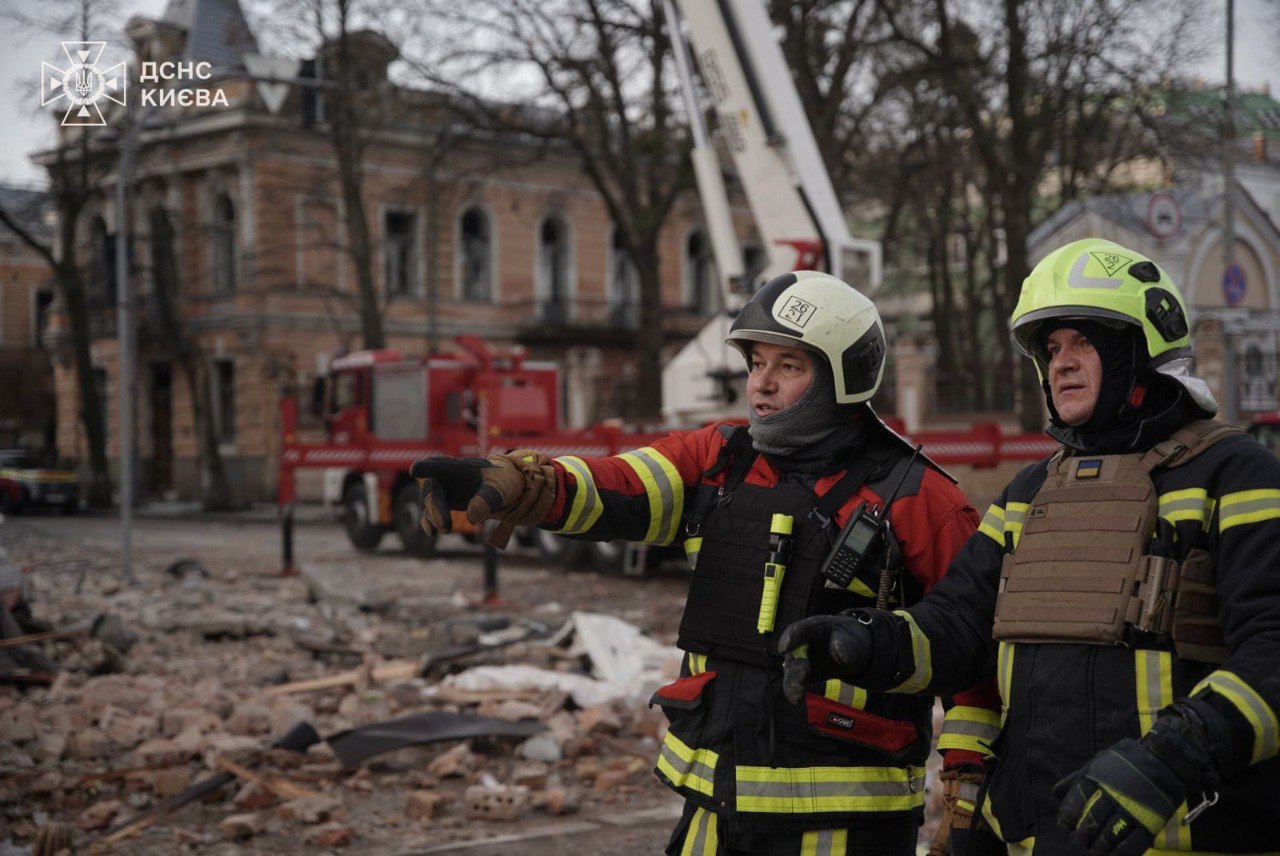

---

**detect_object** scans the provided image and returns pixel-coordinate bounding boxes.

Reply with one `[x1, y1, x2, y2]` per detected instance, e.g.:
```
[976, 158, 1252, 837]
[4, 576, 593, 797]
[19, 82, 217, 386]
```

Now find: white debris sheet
[436, 611, 680, 707]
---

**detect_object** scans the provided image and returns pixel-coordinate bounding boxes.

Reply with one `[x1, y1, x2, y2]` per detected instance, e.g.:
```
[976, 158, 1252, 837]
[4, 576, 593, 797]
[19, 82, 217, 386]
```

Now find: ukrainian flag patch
[1075, 458, 1103, 480]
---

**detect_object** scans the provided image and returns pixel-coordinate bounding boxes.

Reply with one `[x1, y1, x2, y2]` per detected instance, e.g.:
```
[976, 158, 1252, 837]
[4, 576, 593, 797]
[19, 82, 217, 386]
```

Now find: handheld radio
[819, 445, 922, 590]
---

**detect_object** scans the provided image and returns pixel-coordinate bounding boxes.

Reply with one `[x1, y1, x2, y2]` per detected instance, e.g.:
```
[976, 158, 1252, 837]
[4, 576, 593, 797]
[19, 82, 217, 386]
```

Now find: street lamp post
[1221, 0, 1238, 423]
[114, 106, 156, 585]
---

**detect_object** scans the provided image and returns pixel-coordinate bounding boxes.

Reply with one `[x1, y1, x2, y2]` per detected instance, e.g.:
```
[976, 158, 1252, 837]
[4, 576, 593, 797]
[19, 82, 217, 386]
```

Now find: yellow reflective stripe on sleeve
[800, 828, 848, 856]
[686, 652, 708, 675]
[888, 611, 931, 694]
[619, 447, 685, 545]
[1004, 502, 1029, 548]
[997, 642, 1014, 723]
[735, 765, 926, 814]
[1158, 488, 1211, 529]
[680, 806, 719, 856]
[938, 706, 1001, 754]
[823, 679, 868, 709]
[1134, 650, 1190, 849]
[1192, 670, 1280, 764]
[1218, 488, 1280, 532]
[657, 731, 718, 797]
[978, 504, 1006, 544]
[551, 456, 604, 535]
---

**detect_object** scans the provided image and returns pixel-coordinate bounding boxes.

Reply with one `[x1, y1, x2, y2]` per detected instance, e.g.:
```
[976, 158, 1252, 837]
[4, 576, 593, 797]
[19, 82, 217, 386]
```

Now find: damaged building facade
[40, 0, 743, 504]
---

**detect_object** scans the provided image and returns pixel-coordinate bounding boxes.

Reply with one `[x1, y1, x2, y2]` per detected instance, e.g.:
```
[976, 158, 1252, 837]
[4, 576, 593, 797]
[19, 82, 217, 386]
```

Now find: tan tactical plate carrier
[993, 420, 1241, 663]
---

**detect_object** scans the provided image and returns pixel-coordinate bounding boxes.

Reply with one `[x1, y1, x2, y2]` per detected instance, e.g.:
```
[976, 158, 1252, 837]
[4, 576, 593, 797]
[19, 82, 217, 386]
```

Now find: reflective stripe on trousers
[674, 805, 852, 855]
[735, 764, 926, 814]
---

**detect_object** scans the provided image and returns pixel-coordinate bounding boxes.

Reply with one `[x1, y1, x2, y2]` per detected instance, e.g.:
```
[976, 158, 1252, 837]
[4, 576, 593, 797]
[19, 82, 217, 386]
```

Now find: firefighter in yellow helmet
[780, 239, 1280, 855]
[411, 271, 1001, 854]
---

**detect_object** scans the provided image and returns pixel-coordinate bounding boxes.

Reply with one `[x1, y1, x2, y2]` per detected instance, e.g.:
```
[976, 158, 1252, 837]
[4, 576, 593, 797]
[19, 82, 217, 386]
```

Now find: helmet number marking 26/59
[1066, 252, 1130, 290]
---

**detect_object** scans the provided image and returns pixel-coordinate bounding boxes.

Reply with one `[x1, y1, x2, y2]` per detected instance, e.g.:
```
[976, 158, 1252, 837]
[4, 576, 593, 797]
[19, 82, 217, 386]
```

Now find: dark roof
[160, 0, 258, 69]
[0, 186, 52, 243]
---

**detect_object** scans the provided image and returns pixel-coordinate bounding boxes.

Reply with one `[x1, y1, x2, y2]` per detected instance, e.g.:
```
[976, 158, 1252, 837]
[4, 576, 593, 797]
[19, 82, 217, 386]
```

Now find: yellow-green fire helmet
[1010, 238, 1217, 414]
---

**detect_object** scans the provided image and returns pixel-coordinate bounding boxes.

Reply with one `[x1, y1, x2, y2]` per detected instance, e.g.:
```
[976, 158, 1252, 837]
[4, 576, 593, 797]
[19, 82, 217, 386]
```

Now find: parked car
[0, 475, 20, 515]
[0, 449, 79, 514]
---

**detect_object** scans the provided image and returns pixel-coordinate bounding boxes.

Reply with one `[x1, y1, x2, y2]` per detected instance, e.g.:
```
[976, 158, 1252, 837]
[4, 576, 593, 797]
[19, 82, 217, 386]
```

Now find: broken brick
[65, 728, 111, 760]
[426, 742, 474, 778]
[149, 766, 191, 798]
[306, 822, 353, 847]
[464, 784, 530, 822]
[404, 789, 451, 821]
[219, 812, 265, 839]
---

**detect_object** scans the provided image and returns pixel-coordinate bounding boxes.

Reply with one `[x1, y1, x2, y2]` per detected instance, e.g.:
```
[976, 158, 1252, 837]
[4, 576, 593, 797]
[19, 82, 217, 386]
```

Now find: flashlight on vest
[757, 513, 794, 634]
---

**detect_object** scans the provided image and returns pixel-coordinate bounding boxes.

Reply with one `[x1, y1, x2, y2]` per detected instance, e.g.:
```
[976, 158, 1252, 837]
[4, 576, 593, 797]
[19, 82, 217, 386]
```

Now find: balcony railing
[509, 297, 715, 339]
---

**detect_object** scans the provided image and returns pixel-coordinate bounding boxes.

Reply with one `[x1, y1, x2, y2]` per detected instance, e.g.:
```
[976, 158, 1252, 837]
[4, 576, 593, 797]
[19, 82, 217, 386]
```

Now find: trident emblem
[41, 41, 127, 126]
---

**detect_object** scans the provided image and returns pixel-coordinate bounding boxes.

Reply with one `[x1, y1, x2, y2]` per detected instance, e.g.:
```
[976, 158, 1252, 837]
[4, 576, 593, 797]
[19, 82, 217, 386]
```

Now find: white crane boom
[660, 0, 882, 424]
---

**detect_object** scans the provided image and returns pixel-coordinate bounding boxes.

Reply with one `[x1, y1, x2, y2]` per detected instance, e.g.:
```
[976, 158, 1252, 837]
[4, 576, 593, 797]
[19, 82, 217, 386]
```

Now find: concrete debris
[2, 520, 932, 855]
[277, 793, 345, 824]
[218, 812, 265, 839]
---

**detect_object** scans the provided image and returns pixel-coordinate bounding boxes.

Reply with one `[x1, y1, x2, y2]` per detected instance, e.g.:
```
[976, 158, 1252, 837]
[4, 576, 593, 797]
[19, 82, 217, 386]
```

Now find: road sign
[1223, 262, 1247, 307]
[244, 54, 300, 116]
[1145, 193, 1181, 240]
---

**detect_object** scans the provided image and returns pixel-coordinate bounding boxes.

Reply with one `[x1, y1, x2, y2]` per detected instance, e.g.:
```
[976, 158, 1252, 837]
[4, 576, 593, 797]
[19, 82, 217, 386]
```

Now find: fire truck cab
[301, 337, 562, 555]
[282, 336, 664, 564]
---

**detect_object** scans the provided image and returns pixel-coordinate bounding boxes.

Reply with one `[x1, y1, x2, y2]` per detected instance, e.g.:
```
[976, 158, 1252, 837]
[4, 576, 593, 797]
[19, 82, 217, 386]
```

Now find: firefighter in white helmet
[414, 271, 999, 854]
[780, 239, 1280, 855]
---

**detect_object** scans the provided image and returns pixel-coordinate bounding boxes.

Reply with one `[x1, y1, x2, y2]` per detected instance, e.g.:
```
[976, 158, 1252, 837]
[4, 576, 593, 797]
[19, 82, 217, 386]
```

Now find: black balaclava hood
[1040, 318, 1195, 454]
[1040, 318, 1141, 434]
[747, 353, 867, 473]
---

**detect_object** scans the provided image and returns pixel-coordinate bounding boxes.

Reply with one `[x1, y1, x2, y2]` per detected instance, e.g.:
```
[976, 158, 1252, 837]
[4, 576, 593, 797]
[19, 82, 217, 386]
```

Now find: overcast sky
[1, 0, 1278, 187]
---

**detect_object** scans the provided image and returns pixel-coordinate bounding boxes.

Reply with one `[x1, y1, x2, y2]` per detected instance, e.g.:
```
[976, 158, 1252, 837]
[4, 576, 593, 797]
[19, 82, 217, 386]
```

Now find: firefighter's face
[748, 342, 814, 416]
[1047, 327, 1101, 427]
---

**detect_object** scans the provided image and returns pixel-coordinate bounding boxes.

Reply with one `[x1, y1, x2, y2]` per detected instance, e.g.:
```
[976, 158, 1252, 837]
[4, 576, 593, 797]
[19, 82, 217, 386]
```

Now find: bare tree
[872, 0, 1205, 428]
[145, 205, 235, 509]
[420, 0, 692, 416]
[0, 0, 126, 507]
[310, 2, 391, 350]
[770, 0, 888, 202]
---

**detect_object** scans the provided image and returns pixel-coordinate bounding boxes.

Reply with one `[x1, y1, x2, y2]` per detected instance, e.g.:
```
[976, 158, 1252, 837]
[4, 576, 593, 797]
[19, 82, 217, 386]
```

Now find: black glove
[1054, 709, 1220, 856]
[777, 612, 875, 704]
[410, 456, 494, 535]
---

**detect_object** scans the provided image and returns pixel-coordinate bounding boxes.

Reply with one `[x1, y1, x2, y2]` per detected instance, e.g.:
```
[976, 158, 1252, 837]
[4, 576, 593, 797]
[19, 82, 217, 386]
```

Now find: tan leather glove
[472, 450, 557, 548]
[928, 768, 986, 856]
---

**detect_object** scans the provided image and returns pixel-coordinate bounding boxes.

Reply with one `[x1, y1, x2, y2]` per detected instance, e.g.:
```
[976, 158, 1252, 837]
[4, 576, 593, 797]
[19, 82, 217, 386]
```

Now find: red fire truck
[277, 336, 667, 565]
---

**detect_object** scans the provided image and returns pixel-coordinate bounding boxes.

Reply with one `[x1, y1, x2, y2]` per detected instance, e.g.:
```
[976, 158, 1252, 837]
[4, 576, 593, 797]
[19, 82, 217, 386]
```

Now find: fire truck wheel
[343, 484, 384, 551]
[532, 528, 586, 569]
[394, 483, 437, 557]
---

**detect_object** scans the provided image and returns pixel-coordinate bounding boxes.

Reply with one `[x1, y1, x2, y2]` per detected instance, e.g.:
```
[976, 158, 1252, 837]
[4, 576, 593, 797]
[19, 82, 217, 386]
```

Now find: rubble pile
[0, 527, 680, 853]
